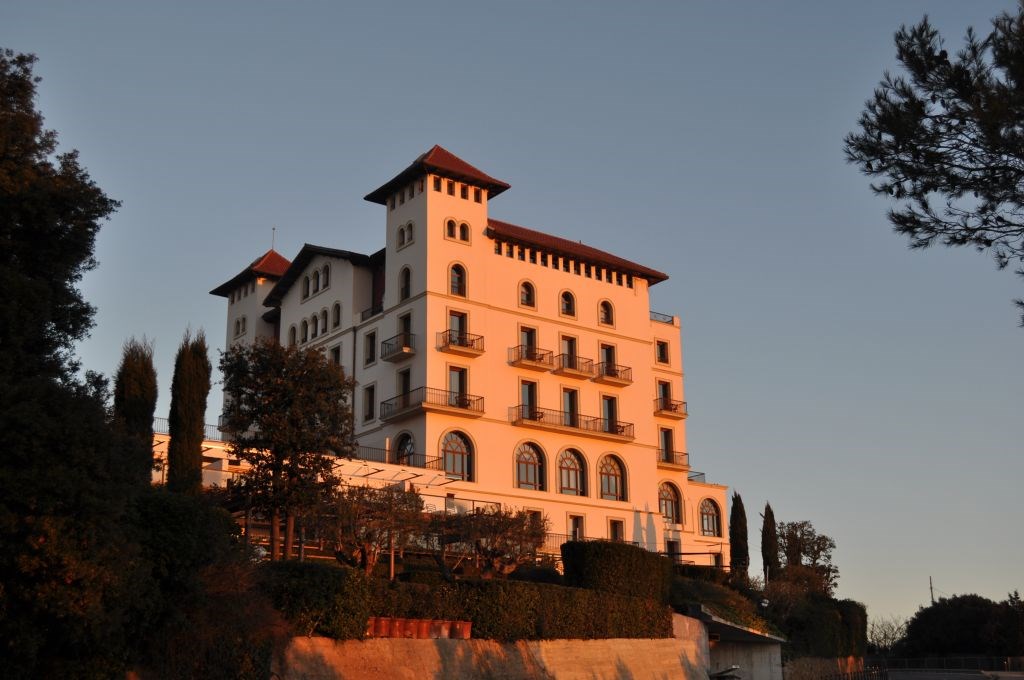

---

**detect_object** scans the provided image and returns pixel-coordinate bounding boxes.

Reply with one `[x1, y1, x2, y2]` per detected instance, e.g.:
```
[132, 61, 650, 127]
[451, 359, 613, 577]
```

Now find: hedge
[561, 540, 672, 603]
[260, 561, 370, 638]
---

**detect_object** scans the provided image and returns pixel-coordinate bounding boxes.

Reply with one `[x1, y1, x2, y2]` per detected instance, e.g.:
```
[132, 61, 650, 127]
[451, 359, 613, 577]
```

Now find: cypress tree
[167, 330, 211, 494]
[761, 502, 780, 584]
[729, 491, 749, 580]
[112, 337, 157, 486]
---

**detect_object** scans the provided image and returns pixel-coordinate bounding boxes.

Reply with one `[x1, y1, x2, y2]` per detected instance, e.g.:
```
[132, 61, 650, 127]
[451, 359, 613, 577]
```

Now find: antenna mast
[271, 226, 276, 249]
[930, 576, 935, 605]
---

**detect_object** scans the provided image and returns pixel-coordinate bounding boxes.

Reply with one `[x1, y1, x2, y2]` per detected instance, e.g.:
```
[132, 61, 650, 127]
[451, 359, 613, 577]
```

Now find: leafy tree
[221, 339, 354, 560]
[776, 520, 839, 595]
[166, 330, 211, 495]
[113, 337, 158, 486]
[903, 593, 1002, 656]
[729, 491, 749, 580]
[461, 507, 548, 579]
[332, 484, 426, 576]
[0, 50, 120, 384]
[844, 5, 1024, 322]
[761, 502, 780, 584]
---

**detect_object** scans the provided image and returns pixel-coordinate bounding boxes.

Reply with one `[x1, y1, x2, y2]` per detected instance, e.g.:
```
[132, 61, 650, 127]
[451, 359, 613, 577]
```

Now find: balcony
[508, 404, 634, 441]
[593, 362, 633, 386]
[380, 332, 416, 362]
[347, 444, 443, 471]
[657, 450, 689, 469]
[380, 387, 485, 422]
[508, 344, 554, 371]
[654, 397, 688, 419]
[360, 303, 384, 321]
[650, 310, 674, 324]
[437, 330, 485, 357]
[553, 353, 596, 379]
[538, 533, 640, 554]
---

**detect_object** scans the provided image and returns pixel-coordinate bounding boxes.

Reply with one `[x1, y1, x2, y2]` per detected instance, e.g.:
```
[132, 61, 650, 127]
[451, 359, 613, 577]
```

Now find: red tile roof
[364, 145, 511, 204]
[209, 248, 292, 297]
[486, 219, 669, 285]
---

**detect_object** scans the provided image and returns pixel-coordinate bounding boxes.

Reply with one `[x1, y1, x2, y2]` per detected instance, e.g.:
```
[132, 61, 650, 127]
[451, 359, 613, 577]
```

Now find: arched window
[310, 316, 318, 339]
[515, 442, 545, 491]
[320, 309, 328, 333]
[459, 222, 470, 241]
[599, 301, 614, 325]
[332, 303, 341, 328]
[700, 499, 721, 537]
[599, 455, 626, 501]
[450, 264, 466, 296]
[322, 265, 330, 288]
[442, 431, 472, 481]
[398, 227, 406, 247]
[288, 325, 297, 347]
[560, 291, 576, 316]
[312, 270, 320, 293]
[240, 316, 246, 333]
[302, 276, 310, 299]
[406, 222, 414, 242]
[234, 319, 241, 336]
[446, 219, 457, 238]
[399, 267, 411, 301]
[519, 281, 535, 307]
[395, 433, 416, 465]
[558, 449, 586, 496]
[659, 483, 681, 524]
[300, 320, 309, 343]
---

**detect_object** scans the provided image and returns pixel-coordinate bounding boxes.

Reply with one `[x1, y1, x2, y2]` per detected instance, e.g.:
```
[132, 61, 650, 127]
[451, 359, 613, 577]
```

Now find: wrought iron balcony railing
[380, 387, 485, 420]
[650, 310, 674, 324]
[345, 444, 443, 470]
[508, 404, 634, 439]
[437, 329, 485, 353]
[360, 303, 384, 321]
[657, 450, 689, 467]
[654, 397, 688, 418]
[508, 344, 554, 368]
[380, 332, 416, 362]
[594, 362, 633, 384]
[553, 353, 595, 377]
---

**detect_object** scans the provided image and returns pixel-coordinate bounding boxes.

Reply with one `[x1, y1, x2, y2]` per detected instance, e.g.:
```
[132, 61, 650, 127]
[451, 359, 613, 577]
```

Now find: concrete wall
[711, 641, 783, 680]
[276, 614, 711, 680]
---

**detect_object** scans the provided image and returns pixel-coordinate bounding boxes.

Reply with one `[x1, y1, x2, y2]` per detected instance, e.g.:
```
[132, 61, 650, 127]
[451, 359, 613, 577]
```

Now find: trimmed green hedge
[671, 576, 775, 634]
[260, 561, 370, 638]
[561, 540, 672, 603]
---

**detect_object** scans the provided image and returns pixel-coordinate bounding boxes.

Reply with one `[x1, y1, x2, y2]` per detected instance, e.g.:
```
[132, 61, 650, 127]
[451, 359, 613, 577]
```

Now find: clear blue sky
[5, 1, 1021, 622]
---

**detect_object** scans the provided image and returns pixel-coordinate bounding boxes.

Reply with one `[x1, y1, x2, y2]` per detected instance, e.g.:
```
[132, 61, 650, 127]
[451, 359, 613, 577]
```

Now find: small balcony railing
[508, 404, 634, 439]
[654, 397, 688, 418]
[346, 444, 443, 471]
[380, 332, 416, 362]
[360, 303, 384, 321]
[594, 362, 633, 385]
[553, 353, 595, 378]
[161, 416, 223, 442]
[539, 533, 640, 554]
[650, 310, 674, 324]
[657, 450, 689, 467]
[437, 329, 485, 355]
[380, 387, 485, 421]
[688, 471, 706, 483]
[508, 344, 554, 369]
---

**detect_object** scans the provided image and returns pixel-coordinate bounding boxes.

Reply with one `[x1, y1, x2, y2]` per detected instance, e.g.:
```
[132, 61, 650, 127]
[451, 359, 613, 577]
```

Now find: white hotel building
[208, 146, 729, 566]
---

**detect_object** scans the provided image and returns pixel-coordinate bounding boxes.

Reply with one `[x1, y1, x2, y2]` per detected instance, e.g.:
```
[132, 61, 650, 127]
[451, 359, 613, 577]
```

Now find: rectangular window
[563, 258, 570, 273]
[329, 346, 341, 365]
[540, 253, 548, 266]
[494, 241, 502, 254]
[398, 369, 411, 399]
[398, 191, 404, 205]
[626, 275, 633, 289]
[460, 184, 468, 199]
[399, 313, 412, 345]
[474, 188, 481, 203]
[506, 243, 514, 258]
[433, 176, 441, 192]
[364, 331, 376, 365]
[551, 255, 559, 269]
[528, 249, 537, 264]
[594, 266, 602, 280]
[573, 261, 581, 275]
[602, 396, 618, 433]
[418, 179, 424, 193]
[363, 385, 376, 422]
[561, 335, 577, 360]
[517, 246, 525, 261]
[520, 326, 537, 351]
[449, 311, 467, 342]
[584, 264, 591, 278]
[616, 272, 623, 286]
[609, 519, 624, 543]
[562, 388, 578, 427]
[389, 197, 395, 211]
[600, 344, 616, 367]
[656, 341, 670, 364]
[658, 380, 672, 401]
[521, 380, 537, 414]
[447, 180, 455, 195]
[659, 428, 674, 457]
[569, 515, 584, 541]
[448, 367, 468, 406]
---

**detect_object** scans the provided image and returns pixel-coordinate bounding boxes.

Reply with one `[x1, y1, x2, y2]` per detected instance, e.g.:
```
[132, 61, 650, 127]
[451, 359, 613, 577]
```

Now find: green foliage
[844, 5, 1024, 322]
[836, 599, 868, 657]
[0, 49, 120, 384]
[365, 579, 673, 641]
[112, 337, 158, 486]
[262, 561, 371, 639]
[761, 503, 780, 583]
[561, 540, 672, 603]
[167, 330, 211, 495]
[435, 507, 549, 579]
[674, 563, 731, 585]
[776, 520, 838, 595]
[510, 562, 564, 585]
[902, 593, 1024, 656]
[729, 491, 749, 579]
[670, 576, 773, 634]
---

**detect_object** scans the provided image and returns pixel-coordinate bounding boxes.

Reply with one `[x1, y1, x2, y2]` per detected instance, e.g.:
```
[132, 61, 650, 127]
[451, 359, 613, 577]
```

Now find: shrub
[836, 599, 867, 657]
[510, 563, 563, 585]
[261, 561, 370, 638]
[561, 540, 672, 602]
[674, 563, 731, 585]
